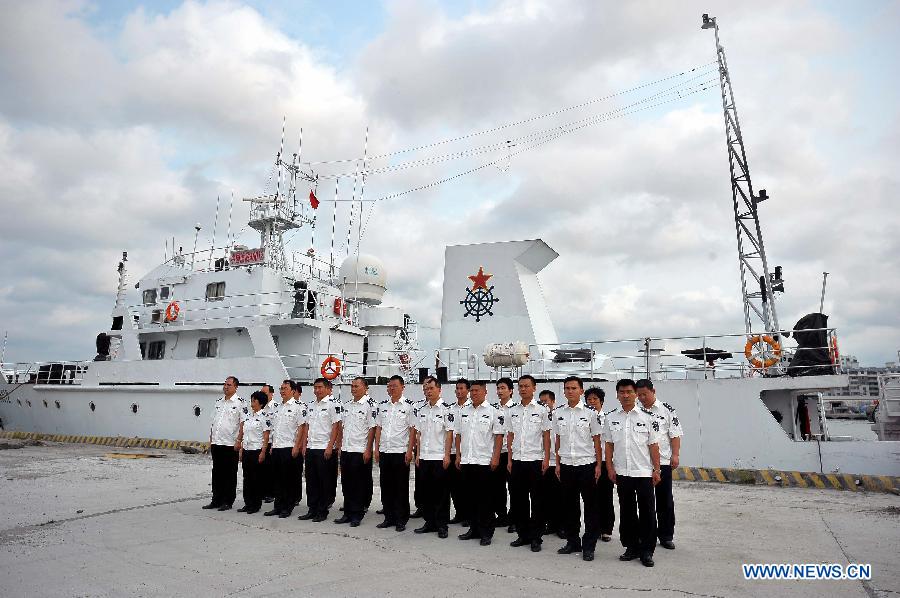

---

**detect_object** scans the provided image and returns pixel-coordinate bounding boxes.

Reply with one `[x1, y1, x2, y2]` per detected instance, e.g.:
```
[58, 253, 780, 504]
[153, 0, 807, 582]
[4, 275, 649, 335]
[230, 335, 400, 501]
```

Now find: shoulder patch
[672, 416, 680, 427]
[662, 402, 675, 412]
[651, 420, 660, 432]
[498, 415, 505, 425]
[447, 413, 454, 423]
[242, 407, 249, 414]
[265, 419, 271, 427]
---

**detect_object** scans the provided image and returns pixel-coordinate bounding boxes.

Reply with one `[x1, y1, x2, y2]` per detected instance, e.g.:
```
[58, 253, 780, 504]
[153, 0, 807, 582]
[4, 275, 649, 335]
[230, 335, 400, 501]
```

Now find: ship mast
[702, 14, 783, 336]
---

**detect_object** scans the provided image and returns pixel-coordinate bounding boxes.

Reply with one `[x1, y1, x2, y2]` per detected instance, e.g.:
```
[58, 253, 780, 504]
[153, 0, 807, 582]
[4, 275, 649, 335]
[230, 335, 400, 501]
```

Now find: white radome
[340, 254, 387, 305]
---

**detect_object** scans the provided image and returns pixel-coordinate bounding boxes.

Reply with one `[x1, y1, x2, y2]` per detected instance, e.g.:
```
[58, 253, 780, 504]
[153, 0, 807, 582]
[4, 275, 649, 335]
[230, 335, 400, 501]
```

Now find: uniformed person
[334, 377, 376, 527]
[203, 376, 246, 511]
[374, 375, 416, 531]
[411, 391, 428, 520]
[260, 384, 278, 503]
[604, 378, 662, 567]
[493, 377, 518, 531]
[447, 378, 471, 526]
[506, 374, 551, 552]
[585, 387, 615, 543]
[538, 389, 563, 538]
[554, 375, 603, 561]
[635, 378, 683, 550]
[265, 380, 307, 518]
[298, 378, 341, 522]
[238, 391, 271, 514]
[455, 380, 505, 546]
[413, 376, 454, 538]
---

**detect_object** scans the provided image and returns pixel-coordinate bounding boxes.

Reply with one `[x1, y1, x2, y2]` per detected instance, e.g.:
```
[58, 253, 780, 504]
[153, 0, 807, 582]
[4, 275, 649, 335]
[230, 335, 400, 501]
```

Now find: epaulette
[662, 402, 676, 412]
[604, 407, 619, 416]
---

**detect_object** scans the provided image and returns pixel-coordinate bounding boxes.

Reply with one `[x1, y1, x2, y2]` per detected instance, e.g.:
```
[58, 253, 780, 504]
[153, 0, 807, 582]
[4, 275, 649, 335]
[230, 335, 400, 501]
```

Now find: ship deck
[1, 441, 898, 597]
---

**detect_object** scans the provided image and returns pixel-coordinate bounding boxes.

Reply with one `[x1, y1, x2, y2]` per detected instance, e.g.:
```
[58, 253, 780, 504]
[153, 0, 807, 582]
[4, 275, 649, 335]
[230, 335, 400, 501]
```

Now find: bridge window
[151, 310, 162, 323]
[147, 341, 166, 360]
[160, 286, 170, 301]
[205, 282, 226, 301]
[142, 289, 157, 305]
[197, 338, 218, 358]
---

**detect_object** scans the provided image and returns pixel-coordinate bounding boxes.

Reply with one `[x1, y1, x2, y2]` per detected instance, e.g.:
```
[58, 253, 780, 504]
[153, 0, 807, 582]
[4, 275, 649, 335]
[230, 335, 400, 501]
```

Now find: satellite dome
[340, 254, 387, 305]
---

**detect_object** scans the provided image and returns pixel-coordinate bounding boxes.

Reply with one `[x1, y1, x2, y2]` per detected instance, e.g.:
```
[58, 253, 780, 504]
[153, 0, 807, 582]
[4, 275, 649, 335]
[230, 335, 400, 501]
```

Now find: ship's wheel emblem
[460, 266, 499, 322]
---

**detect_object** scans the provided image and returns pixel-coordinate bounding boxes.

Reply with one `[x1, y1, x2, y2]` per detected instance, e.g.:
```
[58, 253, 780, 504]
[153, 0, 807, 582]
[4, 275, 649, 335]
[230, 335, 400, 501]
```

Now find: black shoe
[237, 506, 249, 513]
[660, 539, 675, 550]
[448, 516, 465, 524]
[601, 534, 612, 542]
[414, 525, 436, 534]
[410, 509, 424, 518]
[458, 530, 479, 540]
[556, 530, 566, 539]
[245, 508, 260, 515]
[202, 503, 219, 510]
[557, 543, 582, 555]
[507, 524, 516, 534]
[349, 520, 361, 527]
[641, 555, 655, 567]
[264, 509, 279, 516]
[583, 550, 595, 562]
[619, 549, 640, 561]
[479, 537, 492, 546]
[263, 497, 274, 503]
[376, 520, 395, 529]
[461, 520, 471, 528]
[510, 538, 530, 548]
[395, 524, 406, 532]
[217, 504, 233, 511]
[278, 512, 291, 518]
[376, 509, 385, 515]
[530, 541, 542, 552]
[312, 514, 327, 523]
[438, 528, 449, 539]
[334, 515, 351, 524]
[297, 511, 316, 520]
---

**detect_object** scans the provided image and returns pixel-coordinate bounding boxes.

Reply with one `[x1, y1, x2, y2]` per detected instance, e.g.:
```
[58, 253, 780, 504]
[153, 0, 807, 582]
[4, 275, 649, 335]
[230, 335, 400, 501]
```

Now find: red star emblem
[468, 266, 492, 291]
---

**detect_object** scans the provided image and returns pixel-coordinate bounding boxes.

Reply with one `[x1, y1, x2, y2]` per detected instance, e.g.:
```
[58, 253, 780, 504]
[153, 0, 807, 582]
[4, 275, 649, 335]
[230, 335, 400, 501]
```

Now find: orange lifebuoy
[164, 301, 180, 322]
[744, 335, 782, 369]
[320, 356, 342, 380]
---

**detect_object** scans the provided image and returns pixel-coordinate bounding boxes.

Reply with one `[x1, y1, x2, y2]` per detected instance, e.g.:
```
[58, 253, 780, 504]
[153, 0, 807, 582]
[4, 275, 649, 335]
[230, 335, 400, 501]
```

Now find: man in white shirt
[455, 380, 505, 546]
[413, 376, 454, 538]
[447, 378, 471, 526]
[260, 384, 278, 502]
[585, 387, 615, 543]
[554, 375, 603, 561]
[636, 378, 683, 551]
[298, 378, 342, 522]
[538, 389, 563, 538]
[238, 390, 271, 514]
[204, 376, 246, 511]
[605, 379, 662, 568]
[264, 380, 307, 518]
[506, 374, 551, 552]
[493, 377, 517, 531]
[335, 377, 377, 527]
[374, 375, 416, 532]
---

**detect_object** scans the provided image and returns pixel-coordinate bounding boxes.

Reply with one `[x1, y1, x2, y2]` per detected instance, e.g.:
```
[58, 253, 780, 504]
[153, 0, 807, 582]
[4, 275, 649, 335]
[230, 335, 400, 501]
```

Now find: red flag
[309, 189, 319, 209]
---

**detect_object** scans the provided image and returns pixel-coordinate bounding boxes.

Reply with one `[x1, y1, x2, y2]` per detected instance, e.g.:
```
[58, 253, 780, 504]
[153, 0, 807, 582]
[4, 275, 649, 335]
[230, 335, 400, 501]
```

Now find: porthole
[131, 403, 139, 414]
[43, 400, 48, 408]
[90, 401, 96, 412]
[193, 405, 201, 417]
[55, 400, 61, 409]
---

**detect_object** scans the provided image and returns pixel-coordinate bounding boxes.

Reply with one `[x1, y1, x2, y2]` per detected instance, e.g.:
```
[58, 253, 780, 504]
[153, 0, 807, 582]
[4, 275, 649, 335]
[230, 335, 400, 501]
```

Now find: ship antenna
[275, 116, 286, 201]
[702, 14, 781, 337]
[330, 176, 338, 277]
[208, 194, 221, 269]
[227, 190, 234, 251]
[354, 126, 370, 304]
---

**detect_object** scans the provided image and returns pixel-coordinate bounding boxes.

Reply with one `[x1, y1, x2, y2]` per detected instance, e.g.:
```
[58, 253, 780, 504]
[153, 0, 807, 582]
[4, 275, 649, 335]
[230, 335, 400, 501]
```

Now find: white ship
[1, 14, 898, 477]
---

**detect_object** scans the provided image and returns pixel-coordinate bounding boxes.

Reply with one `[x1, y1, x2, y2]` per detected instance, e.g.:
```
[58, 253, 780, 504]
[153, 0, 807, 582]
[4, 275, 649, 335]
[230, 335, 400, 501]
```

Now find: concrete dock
[1, 442, 897, 597]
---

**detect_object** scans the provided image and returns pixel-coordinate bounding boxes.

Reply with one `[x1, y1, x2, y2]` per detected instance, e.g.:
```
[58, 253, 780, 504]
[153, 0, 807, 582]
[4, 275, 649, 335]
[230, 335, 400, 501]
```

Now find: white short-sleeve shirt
[642, 399, 684, 466]
[270, 398, 307, 449]
[415, 400, 454, 461]
[210, 395, 246, 446]
[376, 396, 416, 454]
[604, 406, 661, 477]
[457, 401, 505, 466]
[306, 395, 342, 450]
[241, 410, 271, 451]
[341, 395, 377, 453]
[554, 400, 603, 466]
[507, 400, 551, 462]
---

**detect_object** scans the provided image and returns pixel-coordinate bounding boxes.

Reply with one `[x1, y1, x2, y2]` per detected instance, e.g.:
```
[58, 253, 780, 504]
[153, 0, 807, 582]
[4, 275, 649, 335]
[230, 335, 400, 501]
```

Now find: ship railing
[425, 328, 840, 381]
[0, 360, 90, 386]
[280, 349, 429, 384]
[159, 245, 339, 282]
[130, 287, 358, 329]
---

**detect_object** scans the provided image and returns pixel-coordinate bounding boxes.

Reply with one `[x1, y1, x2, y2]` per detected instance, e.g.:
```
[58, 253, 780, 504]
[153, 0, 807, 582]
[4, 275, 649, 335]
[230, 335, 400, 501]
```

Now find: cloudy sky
[1, 0, 898, 367]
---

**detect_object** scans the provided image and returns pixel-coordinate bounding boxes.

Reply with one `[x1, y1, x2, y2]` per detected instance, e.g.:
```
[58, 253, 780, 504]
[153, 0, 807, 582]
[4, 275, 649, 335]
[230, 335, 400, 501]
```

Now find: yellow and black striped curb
[0, 430, 209, 453]
[673, 466, 900, 494]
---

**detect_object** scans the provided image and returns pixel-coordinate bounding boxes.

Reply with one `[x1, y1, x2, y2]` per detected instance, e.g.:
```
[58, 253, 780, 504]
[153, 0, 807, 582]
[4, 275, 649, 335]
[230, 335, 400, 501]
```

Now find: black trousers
[418, 459, 450, 530]
[379, 452, 410, 525]
[210, 444, 238, 507]
[463, 464, 495, 539]
[341, 451, 372, 522]
[306, 449, 337, 516]
[560, 462, 600, 550]
[541, 467, 563, 532]
[492, 452, 510, 521]
[271, 447, 301, 514]
[262, 447, 275, 499]
[413, 456, 422, 511]
[655, 464, 675, 541]
[241, 449, 263, 510]
[598, 463, 616, 535]
[617, 475, 657, 556]
[448, 456, 469, 521]
[509, 460, 544, 543]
